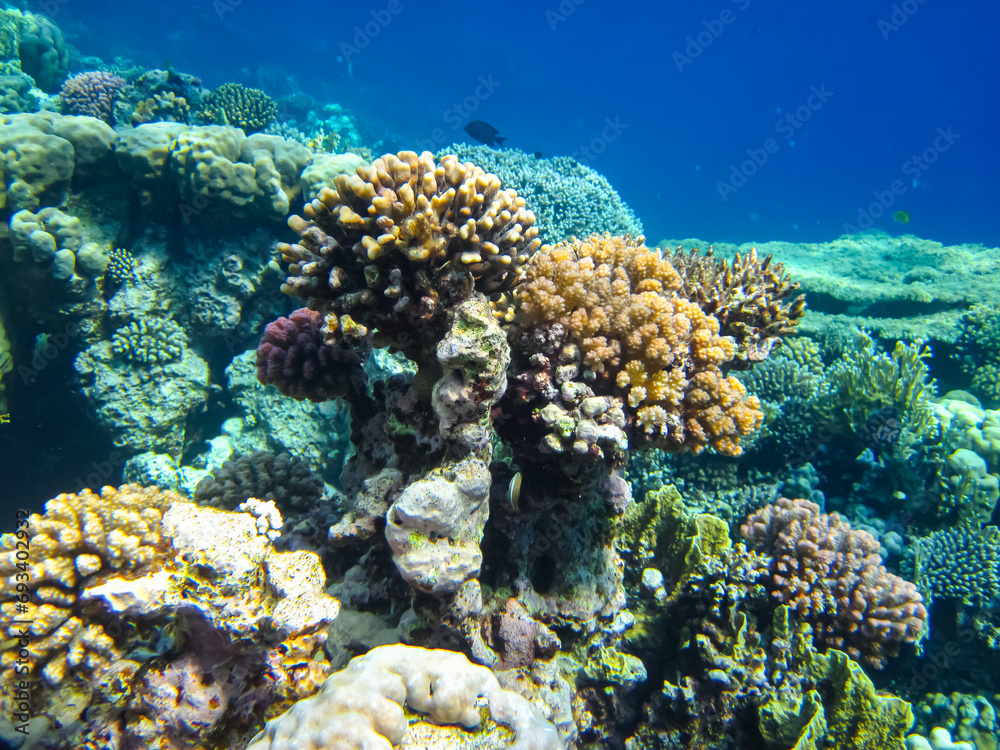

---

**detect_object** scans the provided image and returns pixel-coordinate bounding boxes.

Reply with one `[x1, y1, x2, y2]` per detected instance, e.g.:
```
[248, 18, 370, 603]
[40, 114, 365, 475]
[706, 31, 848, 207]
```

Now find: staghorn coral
[59, 71, 127, 125]
[111, 317, 186, 364]
[193, 450, 324, 514]
[663, 244, 806, 366]
[246, 644, 563, 750]
[439, 143, 643, 243]
[741, 496, 926, 669]
[200, 82, 277, 134]
[914, 525, 1000, 606]
[256, 307, 365, 402]
[511, 234, 764, 456]
[278, 150, 541, 362]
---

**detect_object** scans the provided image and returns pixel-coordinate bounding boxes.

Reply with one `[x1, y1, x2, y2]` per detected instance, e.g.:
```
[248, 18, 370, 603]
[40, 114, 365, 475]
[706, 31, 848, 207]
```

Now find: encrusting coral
[278, 150, 540, 363]
[508, 234, 772, 457]
[246, 644, 563, 750]
[0, 484, 340, 747]
[741, 496, 927, 668]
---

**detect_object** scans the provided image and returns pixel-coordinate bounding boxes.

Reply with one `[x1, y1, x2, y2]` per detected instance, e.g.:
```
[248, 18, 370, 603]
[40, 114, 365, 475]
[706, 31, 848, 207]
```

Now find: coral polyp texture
[663, 244, 806, 366]
[247, 644, 563, 750]
[256, 307, 364, 402]
[510, 234, 766, 456]
[58, 71, 126, 124]
[740, 496, 927, 668]
[111, 317, 186, 364]
[200, 81, 277, 134]
[278, 150, 541, 360]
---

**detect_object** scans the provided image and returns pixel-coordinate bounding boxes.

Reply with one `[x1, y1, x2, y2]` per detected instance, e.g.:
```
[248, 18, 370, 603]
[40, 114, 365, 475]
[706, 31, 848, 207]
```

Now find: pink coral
[60, 71, 127, 124]
[740, 497, 926, 669]
[256, 308, 364, 402]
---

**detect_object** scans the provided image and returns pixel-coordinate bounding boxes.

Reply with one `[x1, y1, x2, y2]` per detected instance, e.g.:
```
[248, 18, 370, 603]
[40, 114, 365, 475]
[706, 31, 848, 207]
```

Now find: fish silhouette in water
[464, 120, 506, 147]
[892, 210, 911, 224]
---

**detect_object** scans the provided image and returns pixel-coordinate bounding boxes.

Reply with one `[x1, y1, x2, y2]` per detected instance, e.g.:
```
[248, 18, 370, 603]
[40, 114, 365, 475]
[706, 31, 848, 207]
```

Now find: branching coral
[256, 307, 365, 402]
[438, 143, 643, 243]
[914, 525, 1000, 606]
[278, 150, 540, 362]
[193, 450, 325, 514]
[510, 234, 766, 456]
[663, 244, 805, 366]
[200, 82, 277, 134]
[741, 497, 927, 668]
[111, 317, 185, 364]
[59, 71, 126, 124]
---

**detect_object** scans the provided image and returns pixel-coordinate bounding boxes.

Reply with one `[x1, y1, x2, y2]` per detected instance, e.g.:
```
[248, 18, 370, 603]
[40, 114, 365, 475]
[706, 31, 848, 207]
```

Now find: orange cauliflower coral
[512, 234, 764, 456]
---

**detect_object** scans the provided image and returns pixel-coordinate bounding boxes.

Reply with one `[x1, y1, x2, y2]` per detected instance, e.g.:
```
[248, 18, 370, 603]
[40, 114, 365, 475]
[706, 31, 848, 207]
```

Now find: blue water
[48, 0, 999, 246]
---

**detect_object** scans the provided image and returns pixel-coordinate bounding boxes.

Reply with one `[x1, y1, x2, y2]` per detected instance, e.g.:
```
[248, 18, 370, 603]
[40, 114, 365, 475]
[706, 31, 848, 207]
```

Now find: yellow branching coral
[279, 151, 540, 360]
[514, 234, 764, 456]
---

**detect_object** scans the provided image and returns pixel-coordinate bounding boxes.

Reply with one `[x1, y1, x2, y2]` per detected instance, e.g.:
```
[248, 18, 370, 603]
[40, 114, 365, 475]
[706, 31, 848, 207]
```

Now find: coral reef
[103, 247, 134, 287]
[278, 150, 540, 362]
[193, 450, 324, 514]
[59, 71, 126, 124]
[0, 485, 340, 748]
[110, 317, 186, 364]
[741, 497, 926, 668]
[507, 234, 770, 458]
[914, 525, 1000, 606]
[16, 12, 68, 92]
[256, 307, 365, 402]
[911, 693, 998, 750]
[130, 90, 190, 125]
[955, 304, 1000, 406]
[200, 82, 277, 134]
[440, 143, 643, 243]
[246, 644, 563, 750]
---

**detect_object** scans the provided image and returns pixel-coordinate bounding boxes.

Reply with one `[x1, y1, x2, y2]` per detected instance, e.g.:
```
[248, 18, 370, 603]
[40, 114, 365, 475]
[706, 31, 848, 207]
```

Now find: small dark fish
[893, 210, 911, 224]
[533, 151, 543, 159]
[464, 120, 506, 147]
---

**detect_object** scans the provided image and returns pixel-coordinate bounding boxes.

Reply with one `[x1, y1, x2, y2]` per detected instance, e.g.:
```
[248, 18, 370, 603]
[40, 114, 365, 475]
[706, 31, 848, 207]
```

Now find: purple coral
[60, 71, 127, 124]
[740, 497, 926, 669]
[256, 308, 363, 402]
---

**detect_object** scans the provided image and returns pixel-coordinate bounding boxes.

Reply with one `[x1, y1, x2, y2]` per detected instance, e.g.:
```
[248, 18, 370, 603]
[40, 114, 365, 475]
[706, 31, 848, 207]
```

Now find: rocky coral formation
[911, 693, 998, 750]
[0, 484, 340, 748]
[246, 644, 563, 750]
[439, 143, 643, 243]
[17, 12, 68, 92]
[955, 304, 1000, 406]
[130, 90, 190, 125]
[193, 450, 324, 514]
[278, 150, 540, 362]
[200, 82, 277, 133]
[59, 71, 126, 124]
[741, 496, 927, 668]
[507, 234, 768, 458]
[256, 307, 365, 402]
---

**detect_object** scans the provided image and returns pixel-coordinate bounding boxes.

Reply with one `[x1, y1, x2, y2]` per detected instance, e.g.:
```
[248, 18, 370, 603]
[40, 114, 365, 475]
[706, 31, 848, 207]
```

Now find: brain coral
[440, 142, 643, 243]
[741, 496, 927, 668]
[512, 234, 764, 456]
[278, 150, 541, 361]
[59, 71, 127, 125]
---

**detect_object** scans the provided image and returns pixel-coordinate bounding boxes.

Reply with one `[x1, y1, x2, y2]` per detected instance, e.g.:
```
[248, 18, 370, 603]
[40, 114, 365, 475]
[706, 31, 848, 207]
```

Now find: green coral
[824, 330, 938, 441]
[200, 82, 277, 134]
[956, 304, 1000, 406]
[111, 318, 185, 365]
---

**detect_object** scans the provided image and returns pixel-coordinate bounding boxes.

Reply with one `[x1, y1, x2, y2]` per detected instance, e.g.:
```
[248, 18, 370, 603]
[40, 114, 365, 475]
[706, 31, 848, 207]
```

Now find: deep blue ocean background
[46, 0, 999, 247]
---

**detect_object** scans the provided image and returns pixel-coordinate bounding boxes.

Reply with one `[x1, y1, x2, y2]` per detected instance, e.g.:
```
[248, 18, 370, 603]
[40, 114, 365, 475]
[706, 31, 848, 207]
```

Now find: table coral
[510, 234, 767, 457]
[278, 150, 540, 363]
[741, 496, 927, 668]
